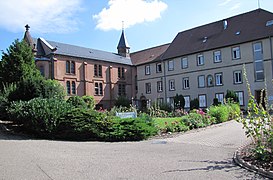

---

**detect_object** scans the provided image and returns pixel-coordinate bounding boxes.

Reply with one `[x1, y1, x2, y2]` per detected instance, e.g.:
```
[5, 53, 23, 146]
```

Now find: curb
[233, 144, 273, 179]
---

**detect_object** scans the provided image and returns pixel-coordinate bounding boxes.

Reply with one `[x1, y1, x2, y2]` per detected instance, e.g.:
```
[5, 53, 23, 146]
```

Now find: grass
[153, 117, 182, 129]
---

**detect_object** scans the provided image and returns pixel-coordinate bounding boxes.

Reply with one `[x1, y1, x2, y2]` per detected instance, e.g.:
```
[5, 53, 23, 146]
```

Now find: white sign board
[116, 112, 137, 119]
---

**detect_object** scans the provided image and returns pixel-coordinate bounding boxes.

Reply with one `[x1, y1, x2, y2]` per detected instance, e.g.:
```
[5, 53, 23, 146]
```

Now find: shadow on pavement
[163, 159, 266, 179]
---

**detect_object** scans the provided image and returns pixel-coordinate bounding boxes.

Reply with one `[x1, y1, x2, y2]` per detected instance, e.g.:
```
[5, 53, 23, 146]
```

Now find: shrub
[41, 80, 65, 99]
[208, 105, 229, 123]
[182, 112, 205, 129]
[164, 120, 189, 133]
[7, 98, 72, 134]
[115, 96, 131, 108]
[108, 113, 157, 141]
[190, 98, 199, 110]
[225, 90, 239, 103]
[67, 96, 87, 109]
[212, 98, 220, 106]
[82, 95, 96, 109]
[174, 94, 185, 109]
[226, 102, 241, 119]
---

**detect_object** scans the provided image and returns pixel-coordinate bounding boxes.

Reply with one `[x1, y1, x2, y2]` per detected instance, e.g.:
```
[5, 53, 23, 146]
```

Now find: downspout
[83, 62, 87, 95]
[50, 53, 55, 79]
[270, 36, 273, 78]
[109, 66, 112, 108]
[163, 60, 167, 104]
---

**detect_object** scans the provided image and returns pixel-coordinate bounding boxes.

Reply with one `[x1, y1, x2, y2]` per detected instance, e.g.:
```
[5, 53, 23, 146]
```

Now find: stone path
[0, 120, 267, 179]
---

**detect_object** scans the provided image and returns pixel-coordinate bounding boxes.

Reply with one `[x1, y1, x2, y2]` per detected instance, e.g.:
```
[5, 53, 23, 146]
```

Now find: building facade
[24, 9, 273, 110]
[133, 9, 273, 109]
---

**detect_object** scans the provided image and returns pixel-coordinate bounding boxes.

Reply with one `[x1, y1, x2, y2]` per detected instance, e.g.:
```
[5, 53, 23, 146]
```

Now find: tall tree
[0, 39, 41, 86]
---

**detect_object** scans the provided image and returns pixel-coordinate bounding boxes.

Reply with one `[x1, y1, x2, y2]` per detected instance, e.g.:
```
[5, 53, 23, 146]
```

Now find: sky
[1, 0, 273, 56]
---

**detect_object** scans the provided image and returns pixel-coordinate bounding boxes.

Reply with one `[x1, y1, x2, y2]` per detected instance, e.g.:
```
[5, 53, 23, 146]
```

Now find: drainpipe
[270, 36, 273, 78]
[163, 60, 167, 104]
[83, 62, 87, 95]
[50, 53, 55, 79]
[109, 66, 113, 108]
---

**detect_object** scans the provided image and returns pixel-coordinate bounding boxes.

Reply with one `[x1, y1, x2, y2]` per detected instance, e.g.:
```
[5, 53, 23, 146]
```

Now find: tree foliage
[173, 94, 185, 109]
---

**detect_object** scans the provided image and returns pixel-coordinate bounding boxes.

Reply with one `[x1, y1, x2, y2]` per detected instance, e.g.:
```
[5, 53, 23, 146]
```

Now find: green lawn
[153, 117, 182, 129]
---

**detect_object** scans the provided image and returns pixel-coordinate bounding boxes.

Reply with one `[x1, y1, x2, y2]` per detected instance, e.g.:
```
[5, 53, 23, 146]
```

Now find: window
[207, 75, 213, 87]
[118, 84, 126, 96]
[183, 77, 189, 89]
[145, 83, 151, 94]
[66, 81, 71, 95]
[94, 64, 102, 77]
[184, 96, 190, 108]
[71, 81, 76, 95]
[66, 61, 75, 74]
[253, 42, 264, 81]
[214, 51, 221, 63]
[168, 60, 174, 71]
[71, 61, 75, 74]
[118, 67, 125, 79]
[157, 81, 163, 92]
[169, 80, 175, 91]
[66, 81, 76, 95]
[215, 93, 224, 104]
[232, 47, 241, 59]
[199, 95, 207, 108]
[181, 57, 188, 69]
[156, 63, 162, 73]
[215, 73, 223, 86]
[236, 91, 244, 106]
[157, 98, 164, 105]
[98, 65, 102, 77]
[198, 75, 205, 88]
[95, 82, 103, 96]
[234, 71, 242, 84]
[197, 54, 204, 66]
[135, 75, 138, 91]
[145, 65, 151, 75]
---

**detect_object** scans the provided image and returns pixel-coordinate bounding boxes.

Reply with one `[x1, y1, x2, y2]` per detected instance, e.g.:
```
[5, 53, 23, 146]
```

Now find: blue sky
[1, 0, 273, 55]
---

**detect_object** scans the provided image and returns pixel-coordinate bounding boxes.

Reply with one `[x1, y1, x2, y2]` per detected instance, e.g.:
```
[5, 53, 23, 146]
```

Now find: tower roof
[117, 30, 130, 49]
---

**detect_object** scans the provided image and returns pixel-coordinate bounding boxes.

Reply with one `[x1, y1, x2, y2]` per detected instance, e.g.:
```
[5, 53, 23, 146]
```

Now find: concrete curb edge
[233, 144, 273, 179]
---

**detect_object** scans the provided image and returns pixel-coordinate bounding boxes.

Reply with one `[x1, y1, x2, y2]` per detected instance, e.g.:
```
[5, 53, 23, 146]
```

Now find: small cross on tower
[25, 24, 30, 31]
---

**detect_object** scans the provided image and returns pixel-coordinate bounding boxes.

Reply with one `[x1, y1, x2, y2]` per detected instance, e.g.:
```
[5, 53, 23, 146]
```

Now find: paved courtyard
[0, 120, 267, 179]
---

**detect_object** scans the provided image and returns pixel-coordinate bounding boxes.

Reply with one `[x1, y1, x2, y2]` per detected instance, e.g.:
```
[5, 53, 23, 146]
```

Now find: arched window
[71, 81, 76, 95]
[66, 81, 71, 94]
[71, 61, 75, 74]
[66, 61, 70, 73]
[207, 75, 214, 87]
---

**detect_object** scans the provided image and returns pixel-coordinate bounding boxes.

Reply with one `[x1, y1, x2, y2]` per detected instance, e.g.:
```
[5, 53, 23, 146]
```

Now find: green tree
[0, 39, 41, 86]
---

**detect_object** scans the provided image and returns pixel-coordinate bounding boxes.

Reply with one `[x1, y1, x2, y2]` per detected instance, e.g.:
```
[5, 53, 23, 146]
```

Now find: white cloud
[93, 0, 168, 31]
[218, 0, 232, 6]
[0, 0, 82, 33]
[229, 3, 241, 10]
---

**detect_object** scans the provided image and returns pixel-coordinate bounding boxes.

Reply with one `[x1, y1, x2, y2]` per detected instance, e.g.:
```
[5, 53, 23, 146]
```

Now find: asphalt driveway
[0, 120, 267, 179]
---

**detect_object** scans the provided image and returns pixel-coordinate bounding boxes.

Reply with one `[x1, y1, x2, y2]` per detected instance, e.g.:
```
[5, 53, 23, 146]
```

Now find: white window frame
[198, 75, 205, 88]
[145, 65, 150, 75]
[234, 70, 242, 84]
[207, 75, 213, 87]
[232, 47, 241, 59]
[184, 96, 190, 108]
[169, 79, 175, 91]
[156, 63, 162, 73]
[199, 95, 207, 108]
[214, 50, 222, 63]
[181, 57, 188, 69]
[197, 54, 204, 66]
[236, 91, 244, 106]
[253, 42, 264, 81]
[183, 77, 189, 89]
[215, 73, 223, 86]
[168, 60, 174, 71]
[157, 81, 163, 92]
[215, 93, 224, 104]
[145, 83, 151, 94]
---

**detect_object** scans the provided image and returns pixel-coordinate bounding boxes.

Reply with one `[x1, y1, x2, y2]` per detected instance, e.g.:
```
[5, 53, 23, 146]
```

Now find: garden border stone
[233, 144, 273, 179]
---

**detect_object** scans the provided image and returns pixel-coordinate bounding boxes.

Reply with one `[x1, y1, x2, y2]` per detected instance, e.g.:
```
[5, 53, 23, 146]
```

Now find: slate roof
[130, 43, 170, 65]
[33, 38, 132, 65]
[117, 30, 130, 49]
[162, 9, 273, 60]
